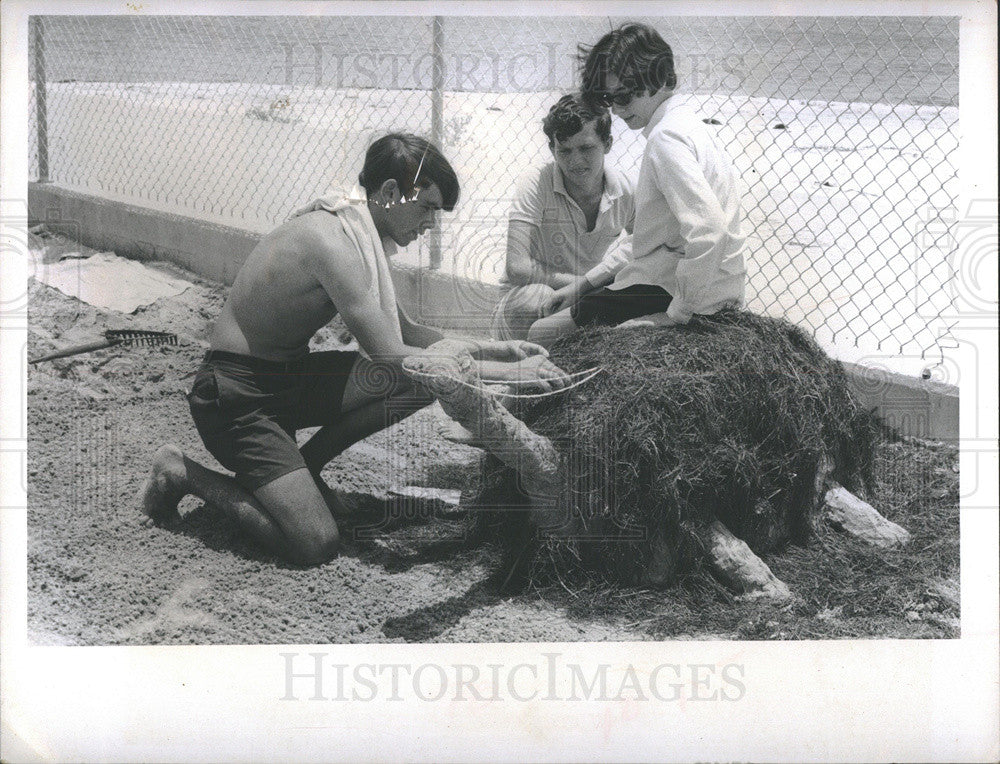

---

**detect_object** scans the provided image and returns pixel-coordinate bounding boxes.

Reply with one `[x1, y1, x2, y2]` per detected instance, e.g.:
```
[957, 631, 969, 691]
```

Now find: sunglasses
[596, 87, 637, 108]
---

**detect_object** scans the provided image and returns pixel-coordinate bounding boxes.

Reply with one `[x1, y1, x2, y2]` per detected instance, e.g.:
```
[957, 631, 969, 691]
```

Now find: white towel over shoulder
[288, 185, 402, 357]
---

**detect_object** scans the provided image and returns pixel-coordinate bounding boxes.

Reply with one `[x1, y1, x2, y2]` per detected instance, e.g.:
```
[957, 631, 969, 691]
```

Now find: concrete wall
[28, 181, 959, 442]
[841, 360, 959, 443]
[29, 183, 259, 286]
[28, 182, 503, 334]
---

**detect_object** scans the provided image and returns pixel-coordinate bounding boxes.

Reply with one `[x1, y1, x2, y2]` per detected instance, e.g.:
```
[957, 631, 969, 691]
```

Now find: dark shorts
[187, 349, 358, 492]
[571, 284, 674, 327]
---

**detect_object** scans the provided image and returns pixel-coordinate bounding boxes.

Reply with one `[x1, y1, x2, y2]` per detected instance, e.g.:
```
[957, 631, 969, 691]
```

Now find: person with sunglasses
[528, 23, 746, 344]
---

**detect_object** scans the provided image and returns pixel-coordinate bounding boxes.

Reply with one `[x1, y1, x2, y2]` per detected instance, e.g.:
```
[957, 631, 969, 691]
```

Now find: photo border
[2, 1, 996, 761]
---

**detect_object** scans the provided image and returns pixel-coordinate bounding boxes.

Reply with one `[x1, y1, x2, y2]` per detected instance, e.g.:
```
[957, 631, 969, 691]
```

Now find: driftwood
[402, 340, 561, 528]
[823, 483, 911, 547]
[402, 338, 909, 600]
[694, 521, 792, 600]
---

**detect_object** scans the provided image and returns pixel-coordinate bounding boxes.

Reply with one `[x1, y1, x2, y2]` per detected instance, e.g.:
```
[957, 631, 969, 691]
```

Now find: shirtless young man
[141, 133, 569, 566]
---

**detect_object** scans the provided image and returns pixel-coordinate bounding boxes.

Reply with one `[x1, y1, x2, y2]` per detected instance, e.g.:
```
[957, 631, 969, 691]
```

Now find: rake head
[105, 329, 178, 347]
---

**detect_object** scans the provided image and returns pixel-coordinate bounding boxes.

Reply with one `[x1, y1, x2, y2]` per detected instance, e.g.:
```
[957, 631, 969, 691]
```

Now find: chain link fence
[28, 14, 959, 359]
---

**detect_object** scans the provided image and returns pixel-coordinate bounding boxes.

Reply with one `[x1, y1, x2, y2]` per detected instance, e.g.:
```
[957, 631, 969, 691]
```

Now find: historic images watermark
[4, 197, 83, 321]
[915, 199, 999, 321]
[280, 651, 746, 703]
[1, 198, 33, 506]
[279, 43, 749, 94]
[1, 197, 33, 320]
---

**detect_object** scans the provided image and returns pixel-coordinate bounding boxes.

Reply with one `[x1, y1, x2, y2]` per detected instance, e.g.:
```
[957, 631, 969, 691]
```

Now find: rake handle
[29, 338, 119, 365]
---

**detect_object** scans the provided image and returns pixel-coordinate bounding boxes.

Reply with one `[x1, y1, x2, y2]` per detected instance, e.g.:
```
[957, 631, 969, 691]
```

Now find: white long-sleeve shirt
[610, 95, 747, 323]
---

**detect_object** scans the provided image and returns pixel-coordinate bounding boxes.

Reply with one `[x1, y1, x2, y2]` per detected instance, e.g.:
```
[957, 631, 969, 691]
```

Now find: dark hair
[578, 23, 676, 109]
[542, 94, 613, 149]
[358, 133, 459, 211]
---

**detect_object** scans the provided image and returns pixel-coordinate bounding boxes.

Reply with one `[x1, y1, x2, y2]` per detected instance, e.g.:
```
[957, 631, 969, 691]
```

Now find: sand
[26, 233, 654, 644]
[26, 232, 959, 645]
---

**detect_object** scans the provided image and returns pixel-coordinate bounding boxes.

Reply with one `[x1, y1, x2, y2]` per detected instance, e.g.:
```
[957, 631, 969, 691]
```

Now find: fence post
[428, 16, 444, 270]
[31, 16, 50, 183]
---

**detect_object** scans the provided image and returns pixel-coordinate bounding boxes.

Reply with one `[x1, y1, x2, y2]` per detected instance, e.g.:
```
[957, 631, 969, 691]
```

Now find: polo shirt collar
[551, 162, 623, 209]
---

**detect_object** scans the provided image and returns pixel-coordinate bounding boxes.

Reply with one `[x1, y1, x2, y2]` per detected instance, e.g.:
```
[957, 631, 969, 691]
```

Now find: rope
[498, 366, 601, 386]
[401, 362, 603, 400]
[500, 368, 604, 399]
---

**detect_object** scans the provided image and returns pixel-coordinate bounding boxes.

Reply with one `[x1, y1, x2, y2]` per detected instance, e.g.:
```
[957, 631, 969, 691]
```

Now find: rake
[29, 329, 178, 365]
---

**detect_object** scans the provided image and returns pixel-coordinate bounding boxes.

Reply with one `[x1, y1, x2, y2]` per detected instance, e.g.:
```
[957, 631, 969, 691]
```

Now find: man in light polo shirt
[490, 94, 635, 341]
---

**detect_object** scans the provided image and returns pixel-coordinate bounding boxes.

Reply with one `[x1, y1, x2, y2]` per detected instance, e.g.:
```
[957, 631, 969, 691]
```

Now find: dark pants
[571, 284, 674, 327]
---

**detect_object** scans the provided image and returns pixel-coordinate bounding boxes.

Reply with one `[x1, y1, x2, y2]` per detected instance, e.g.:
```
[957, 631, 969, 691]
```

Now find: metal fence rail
[28, 14, 959, 359]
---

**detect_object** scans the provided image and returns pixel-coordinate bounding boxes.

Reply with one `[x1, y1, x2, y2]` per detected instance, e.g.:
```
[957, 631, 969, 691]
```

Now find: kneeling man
[490, 94, 635, 340]
[142, 133, 569, 565]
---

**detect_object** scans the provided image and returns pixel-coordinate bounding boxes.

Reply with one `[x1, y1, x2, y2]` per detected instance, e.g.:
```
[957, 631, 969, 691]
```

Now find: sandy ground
[26, 233, 653, 644]
[26, 233, 959, 645]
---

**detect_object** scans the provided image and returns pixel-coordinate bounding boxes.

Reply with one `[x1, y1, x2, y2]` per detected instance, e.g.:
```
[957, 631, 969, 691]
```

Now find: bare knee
[288, 524, 340, 566]
[516, 283, 556, 306]
[253, 468, 342, 565]
[506, 284, 553, 322]
[526, 316, 554, 346]
[527, 310, 577, 347]
[506, 303, 541, 327]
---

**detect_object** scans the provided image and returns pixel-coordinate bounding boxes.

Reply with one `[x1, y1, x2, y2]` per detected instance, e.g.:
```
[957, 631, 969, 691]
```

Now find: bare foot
[140, 444, 187, 523]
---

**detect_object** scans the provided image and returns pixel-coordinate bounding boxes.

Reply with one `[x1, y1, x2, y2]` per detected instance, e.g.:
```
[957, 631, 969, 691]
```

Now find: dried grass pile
[475, 310, 883, 587]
